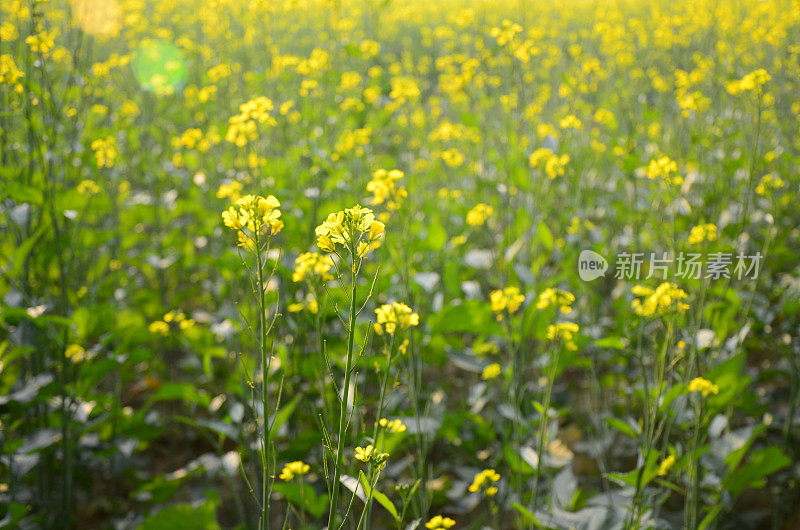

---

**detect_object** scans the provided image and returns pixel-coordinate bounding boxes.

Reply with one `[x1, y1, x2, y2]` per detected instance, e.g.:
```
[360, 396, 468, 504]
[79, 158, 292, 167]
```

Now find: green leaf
[271, 481, 327, 519]
[269, 393, 302, 438]
[138, 497, 220, 530]
[428, 300, 503, 336]
[724, 446, 791, 497]
[604, 417, 640, 439]
[359, 471, 399, 522]
[511, 502, 539, 525]
[593, 336, 627, 349]
[537, 222, 554, 252]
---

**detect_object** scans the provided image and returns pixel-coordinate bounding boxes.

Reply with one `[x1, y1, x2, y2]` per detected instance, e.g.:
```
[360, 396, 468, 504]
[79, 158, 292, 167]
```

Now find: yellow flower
[315, 205, 384, 257]
[687, 223, 718, 244]
[77, 179, 100, 196]
[148, 321, 169, 335]
[91, 136, 118, 168]
[225, 96, 276, 146]
[645, 156, 683, 186]
[441, 148, 465, 168]
[221, 194, 283, 248]
[559, 114, 582, 129]
[466, 203, 493, 226]
[374, 302, 419, 335]
[65, 344, 86, 362]
[292, 252, 333, 282]
[546, 322, 580, 351]
[367, 169, 407, 210]
[425, 515, 456, 529]
[657, 454, 676, 476]
[536, 288, 575, 314]
[279, 461, 310, 481]
[354, 444, 389, 465]
[468, 469, 500, 496]
[216, 181, 243, 201]
[490, 287, 525, 316]
[481, 363, 501, 380]
[688, 377, 719, 397]
[379, 418, 407, 433]
[726, 69, 771, 95]
[631, 282, 689, 317]
[755, 174, 784, 196]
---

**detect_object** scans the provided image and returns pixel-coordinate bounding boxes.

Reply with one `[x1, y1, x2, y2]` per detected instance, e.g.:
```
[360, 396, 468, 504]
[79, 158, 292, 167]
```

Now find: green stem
[328, 256, 359, 530]
[256, 237, 271, 530]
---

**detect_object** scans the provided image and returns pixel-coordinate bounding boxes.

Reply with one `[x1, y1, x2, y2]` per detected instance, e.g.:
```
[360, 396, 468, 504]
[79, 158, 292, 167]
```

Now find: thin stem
[328, 254, 359, 530]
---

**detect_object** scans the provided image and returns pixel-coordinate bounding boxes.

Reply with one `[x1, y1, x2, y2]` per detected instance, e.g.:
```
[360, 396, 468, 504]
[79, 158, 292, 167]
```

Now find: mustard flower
[631, 283, 689, 317]
[490, 287, 525, 316]
[657, 454, 676, 476]
[687, 223, 718, 245]
[425, 515, 456, 529]
[279, 461, 310, 481]
[222, 194, 283, 249]
[374, 302, 419, 335]
[367, 168, 407, 210]
[536, 288, 575, 314]
[292, 252, 333, 282]
[466, 203, 493, 226]
[468, 469, 500, 496]
[688, 377, 719, 397]
[378, 418, 407, 433]
[482, 363, 501, 380]
[315, 205, 384, 257]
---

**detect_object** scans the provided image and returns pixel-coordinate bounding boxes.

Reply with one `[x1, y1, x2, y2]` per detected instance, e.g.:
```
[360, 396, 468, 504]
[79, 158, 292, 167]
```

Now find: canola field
[1, 0, 800, 528]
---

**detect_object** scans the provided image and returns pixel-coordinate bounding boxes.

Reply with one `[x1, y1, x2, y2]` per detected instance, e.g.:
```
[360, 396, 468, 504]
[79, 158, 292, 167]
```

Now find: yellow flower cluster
[755, 174, 785, 196]
[374, 302, 419, 335]
[631, 283, 689, 317]
[546, 322, 580, 351]
[367, 169, 408, 211]
[222, 194, 283, 249]
[354, 444, 389, 465]
[468, 468, 500, 496]
[490, 287, 525, 317]
[0, 54, 24, 91]
[378, 418, 407, 433]
[77, 179, 100, 196]
[466, 203, 493, 226]
[529, 148, 570, 179]
[489, 19, 522, 46]
[65, 344, 87, 363]
[292, 252, 333, 282]
[25, 31, 55, 57]
[536, 288, 575, 314]
[687, 223, 718, 244]
[216, 181, 243, 201]
[389, 76, 420, 103]
[646, 156, 683, 186]
[315, 205, 384, 257]
[149, 311, 195, 335]
[441, 148, 465, 168]
[726, 69, 771, 95]
[657, 454, 676, 476]
[425, 515, 456, 529]
[278, 460, 310, 481]
[91, 137, 118, 168]
[225, 96, 276, 147]
[482, 363, 501, 380]
[688, 377, 719, 397]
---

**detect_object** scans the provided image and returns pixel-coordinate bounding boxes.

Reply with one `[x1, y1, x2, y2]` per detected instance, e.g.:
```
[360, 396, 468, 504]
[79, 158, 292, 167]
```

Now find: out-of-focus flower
[374, 302, 419, 335]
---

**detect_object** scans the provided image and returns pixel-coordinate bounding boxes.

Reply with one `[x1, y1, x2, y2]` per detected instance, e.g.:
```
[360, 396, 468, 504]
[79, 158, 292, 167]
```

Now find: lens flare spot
[132, 39, 186, 95]
[72, 0, 121, 37]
